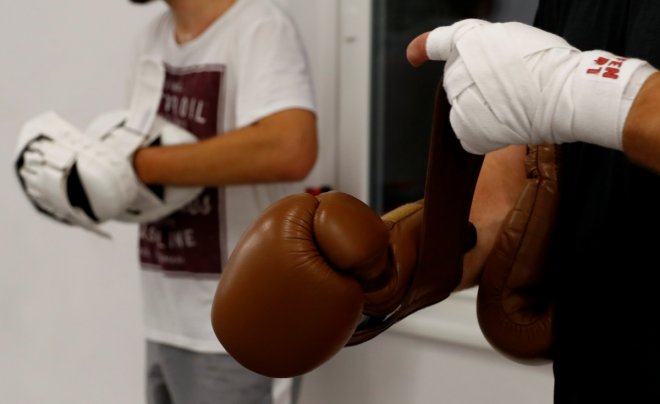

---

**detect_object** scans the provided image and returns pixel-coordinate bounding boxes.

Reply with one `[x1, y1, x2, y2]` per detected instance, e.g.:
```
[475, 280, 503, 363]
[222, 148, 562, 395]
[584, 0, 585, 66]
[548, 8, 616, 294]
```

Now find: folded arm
[133, 108, 318, 186]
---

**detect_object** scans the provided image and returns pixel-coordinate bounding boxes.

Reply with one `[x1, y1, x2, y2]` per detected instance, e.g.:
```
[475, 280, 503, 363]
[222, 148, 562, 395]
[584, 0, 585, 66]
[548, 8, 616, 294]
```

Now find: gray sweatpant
[146, 341, 301, 404]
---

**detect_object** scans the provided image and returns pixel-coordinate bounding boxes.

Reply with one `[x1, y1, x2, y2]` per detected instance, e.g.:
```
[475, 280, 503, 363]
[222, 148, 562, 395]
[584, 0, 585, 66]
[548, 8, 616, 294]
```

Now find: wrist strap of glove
[124, 57, 166, 134]
[348, 83, 483, 345]
[410, 83, 483, 308]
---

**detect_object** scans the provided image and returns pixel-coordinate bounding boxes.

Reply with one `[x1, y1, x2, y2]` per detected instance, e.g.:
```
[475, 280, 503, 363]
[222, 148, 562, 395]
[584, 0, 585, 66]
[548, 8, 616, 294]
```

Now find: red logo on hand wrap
[586, 56, 627, 80]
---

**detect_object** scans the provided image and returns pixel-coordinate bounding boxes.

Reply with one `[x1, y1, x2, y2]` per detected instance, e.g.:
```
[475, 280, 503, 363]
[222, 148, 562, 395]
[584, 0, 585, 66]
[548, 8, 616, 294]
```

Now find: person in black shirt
[407, 1, 660, 402]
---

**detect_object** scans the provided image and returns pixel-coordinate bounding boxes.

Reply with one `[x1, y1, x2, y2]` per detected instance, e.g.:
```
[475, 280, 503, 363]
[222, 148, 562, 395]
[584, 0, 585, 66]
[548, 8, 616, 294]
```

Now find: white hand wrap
[426, 19, 657, 154]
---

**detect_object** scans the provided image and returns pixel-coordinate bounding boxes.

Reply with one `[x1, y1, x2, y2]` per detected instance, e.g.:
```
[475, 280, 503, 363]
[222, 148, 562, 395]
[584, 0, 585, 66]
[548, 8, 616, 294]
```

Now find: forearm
[623, 72, 660, 173]
[459, 145, 528, 290]
[133, 109, 317, 186]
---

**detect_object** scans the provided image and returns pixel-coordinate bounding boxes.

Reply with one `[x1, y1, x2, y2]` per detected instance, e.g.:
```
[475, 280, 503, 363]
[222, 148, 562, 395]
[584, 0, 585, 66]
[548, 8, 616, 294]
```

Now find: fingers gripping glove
[87, 110, 203, 223]
[476, 144, 559, 362]
[426, 19, 658, 154]
[15, 112, 138, 236]
[212, 85, 484, 378]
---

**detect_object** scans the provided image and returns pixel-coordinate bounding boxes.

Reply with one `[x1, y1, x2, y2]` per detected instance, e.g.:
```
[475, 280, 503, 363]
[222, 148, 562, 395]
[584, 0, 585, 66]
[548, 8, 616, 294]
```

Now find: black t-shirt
[534, 1, 660, 402]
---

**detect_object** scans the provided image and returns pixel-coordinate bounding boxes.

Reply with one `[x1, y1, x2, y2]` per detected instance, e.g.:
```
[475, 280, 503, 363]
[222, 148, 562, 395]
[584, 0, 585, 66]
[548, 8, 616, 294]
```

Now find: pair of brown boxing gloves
[211, 88, 558, 378]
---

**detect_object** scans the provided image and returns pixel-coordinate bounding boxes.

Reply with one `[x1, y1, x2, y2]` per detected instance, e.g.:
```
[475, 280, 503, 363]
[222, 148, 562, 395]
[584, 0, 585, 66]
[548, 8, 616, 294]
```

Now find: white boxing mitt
[15, 112, 139, 236]
[15, 56, 203, 235]
[86, 110, 203, 223]
[422, 19, 658, 154]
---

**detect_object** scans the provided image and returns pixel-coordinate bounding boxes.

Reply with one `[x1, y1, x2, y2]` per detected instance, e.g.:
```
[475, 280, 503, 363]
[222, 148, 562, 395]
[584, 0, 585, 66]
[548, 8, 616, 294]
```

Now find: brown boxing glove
[212, 191, 388, 378]
[211, 85, 484, 377]
[476, 144, 559, 362]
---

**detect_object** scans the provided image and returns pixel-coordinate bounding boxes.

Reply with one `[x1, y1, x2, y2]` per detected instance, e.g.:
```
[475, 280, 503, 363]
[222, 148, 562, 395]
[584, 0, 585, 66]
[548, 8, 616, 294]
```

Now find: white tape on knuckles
[456, 23, 541, 138]
[425, 19, 486, 62]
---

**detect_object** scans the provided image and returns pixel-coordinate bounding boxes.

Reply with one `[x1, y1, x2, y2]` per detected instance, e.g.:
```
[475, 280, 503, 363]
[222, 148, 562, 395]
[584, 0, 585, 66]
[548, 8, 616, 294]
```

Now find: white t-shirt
[132, 0, 316, 353]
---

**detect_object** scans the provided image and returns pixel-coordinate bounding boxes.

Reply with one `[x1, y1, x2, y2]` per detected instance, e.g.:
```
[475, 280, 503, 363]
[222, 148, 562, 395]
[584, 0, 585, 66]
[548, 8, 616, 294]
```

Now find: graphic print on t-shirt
[139, 64, 226, 274]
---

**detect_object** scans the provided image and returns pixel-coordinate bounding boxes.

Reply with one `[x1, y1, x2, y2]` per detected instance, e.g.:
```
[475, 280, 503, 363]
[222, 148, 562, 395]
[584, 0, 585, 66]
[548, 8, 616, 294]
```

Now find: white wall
[298, 289, 554, 404]
[1, 2, 165, 404]
[299, 333, 553, 404]
[1, 1, 553, 403]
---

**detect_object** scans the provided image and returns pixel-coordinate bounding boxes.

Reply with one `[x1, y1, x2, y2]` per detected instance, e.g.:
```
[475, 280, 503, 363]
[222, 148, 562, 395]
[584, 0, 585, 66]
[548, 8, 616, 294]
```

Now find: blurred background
[1, 1, 549, 403]
[369, 0, 539, 212]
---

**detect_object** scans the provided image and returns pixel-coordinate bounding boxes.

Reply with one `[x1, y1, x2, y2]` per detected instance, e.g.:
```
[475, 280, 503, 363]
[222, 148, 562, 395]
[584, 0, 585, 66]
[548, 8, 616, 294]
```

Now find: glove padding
[212, 191, 387, 378]
[15, 112, 138, 236]
[476, 144, 558, 362]
[87, 110, 203, 223]
[424, 19, 657, 154]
